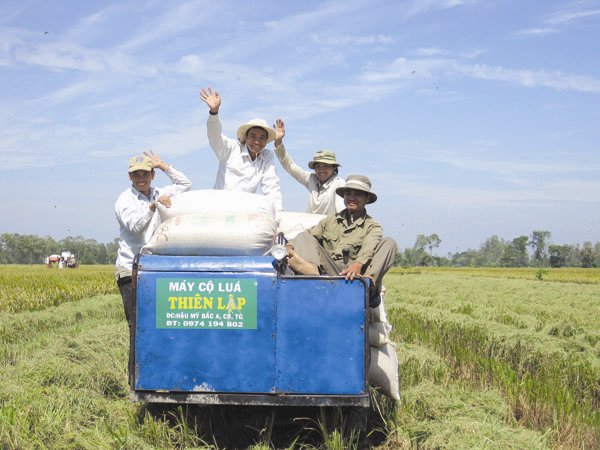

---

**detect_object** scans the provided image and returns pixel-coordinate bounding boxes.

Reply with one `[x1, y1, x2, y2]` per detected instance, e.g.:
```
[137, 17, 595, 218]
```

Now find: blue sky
[1, 0, 599, 255]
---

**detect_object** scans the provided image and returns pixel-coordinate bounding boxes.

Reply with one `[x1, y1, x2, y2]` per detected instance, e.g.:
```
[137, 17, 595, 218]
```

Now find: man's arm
[206, 113, 238, 162]
[115, 193, 154, 234]
[200, 87, 238, 161]
[145, 150, 193, 196]
[340, 221, 383, 280]
[355, 221, 383, 265]
[274, 143, 311, 187]
[158, 166, 193, 195]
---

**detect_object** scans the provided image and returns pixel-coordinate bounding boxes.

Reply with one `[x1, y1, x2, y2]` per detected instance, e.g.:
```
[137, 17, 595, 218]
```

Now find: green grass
[1, 266, 598, 448]
[389, 266, 600, 284]
[0, 264, 117, 313]
[384, 271, 600, 449]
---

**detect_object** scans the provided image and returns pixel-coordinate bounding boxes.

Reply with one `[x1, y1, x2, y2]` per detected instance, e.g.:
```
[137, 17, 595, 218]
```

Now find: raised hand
[274, 118, 285, 146]
[199, 87, 221, 114]
[143, 150, 168, 171]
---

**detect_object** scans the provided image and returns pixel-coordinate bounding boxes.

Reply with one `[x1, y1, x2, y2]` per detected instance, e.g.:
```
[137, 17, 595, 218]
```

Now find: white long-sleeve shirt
[275, 143, 345, 214]
[114, 165, 192, 273]
[206, 114, 283, 212]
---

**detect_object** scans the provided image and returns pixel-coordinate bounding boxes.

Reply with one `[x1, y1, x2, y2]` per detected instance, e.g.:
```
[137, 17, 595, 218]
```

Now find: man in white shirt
[114, 151, 192, 325]
[199, 86, 283, 212]
[274, 128, 346, 215]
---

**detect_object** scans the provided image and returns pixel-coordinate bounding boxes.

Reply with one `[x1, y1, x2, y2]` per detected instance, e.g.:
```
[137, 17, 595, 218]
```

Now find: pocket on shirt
[322, 230, 340, 247]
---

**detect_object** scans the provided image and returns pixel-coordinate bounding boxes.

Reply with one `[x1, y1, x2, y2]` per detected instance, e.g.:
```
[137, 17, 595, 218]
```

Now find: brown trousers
[290, 232, 397, 289]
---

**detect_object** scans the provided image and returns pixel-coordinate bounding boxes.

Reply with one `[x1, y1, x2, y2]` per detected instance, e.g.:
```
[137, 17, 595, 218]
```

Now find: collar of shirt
[130, 185, 157, 201]
[335, 209, 369, 229]
[317, 175, 333, 192]
[241, 145, 266, 162]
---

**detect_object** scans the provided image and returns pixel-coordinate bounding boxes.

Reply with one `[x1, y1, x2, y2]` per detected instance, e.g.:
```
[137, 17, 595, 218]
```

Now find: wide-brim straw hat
[336, 174, 377, 204]
[308, 150, 341, 169]
[237, 119, 276, 144]
[128, 154, 153, 172]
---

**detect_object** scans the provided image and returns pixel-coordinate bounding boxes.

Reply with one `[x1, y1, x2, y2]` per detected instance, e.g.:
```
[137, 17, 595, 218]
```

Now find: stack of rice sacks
[142, 190, 277, 256]
[367, 286, 400, 401]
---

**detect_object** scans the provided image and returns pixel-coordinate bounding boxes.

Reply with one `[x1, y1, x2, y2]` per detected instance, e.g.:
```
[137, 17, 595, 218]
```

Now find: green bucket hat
[308, 150, 341, 169]
[336, 174, 378, 204]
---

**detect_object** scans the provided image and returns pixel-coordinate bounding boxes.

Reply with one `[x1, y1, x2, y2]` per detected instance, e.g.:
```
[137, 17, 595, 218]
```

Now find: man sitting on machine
[285, 175, 397, 307]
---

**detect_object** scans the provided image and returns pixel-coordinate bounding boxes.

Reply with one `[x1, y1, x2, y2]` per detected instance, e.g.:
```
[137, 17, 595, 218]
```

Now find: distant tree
[580, 241, 595, 268]
[529, 230, 551, 267]
[393, 250, 403, 266]
[106, 238, 119, 265]
[500, 235, 529, 267]
[478, 235, 505, 266]
[450, 249, 479, 267]
[426, 233, 441, 255]
[97, 244, 108, 265]
[0, 233, 117, 264]
[413, 234, 441, 266]
[565, 244, 582, 267]
[395, 234, 442, 266]
[594, 242, 600, 268]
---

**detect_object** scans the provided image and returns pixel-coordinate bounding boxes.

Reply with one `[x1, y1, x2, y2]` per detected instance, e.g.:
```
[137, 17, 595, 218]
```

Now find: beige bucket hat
[128, 154, 153, 172]
[237, 119, 276, 144]
[336, 174, 377, 204]
[308, 150, 341, 169]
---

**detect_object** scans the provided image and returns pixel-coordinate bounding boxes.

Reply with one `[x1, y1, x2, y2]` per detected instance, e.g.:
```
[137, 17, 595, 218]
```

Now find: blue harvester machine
[130, 251, 370, 411]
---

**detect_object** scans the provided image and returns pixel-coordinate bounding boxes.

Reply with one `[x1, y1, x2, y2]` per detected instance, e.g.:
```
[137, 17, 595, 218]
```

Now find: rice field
[0, 265, 117, 313]
[385, 268, 600, 449]
[0, 264, 598, 449]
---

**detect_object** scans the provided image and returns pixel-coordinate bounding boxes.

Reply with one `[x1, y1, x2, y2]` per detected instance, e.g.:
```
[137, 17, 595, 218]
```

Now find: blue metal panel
[134, 256, 277, 393]
[275, 277, 367, 395]
[133, 255, 367, 401]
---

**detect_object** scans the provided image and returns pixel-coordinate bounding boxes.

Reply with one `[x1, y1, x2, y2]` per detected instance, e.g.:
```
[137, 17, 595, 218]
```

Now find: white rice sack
[369, 286, 389, 323]
[367, 291, 393, 344]
[277, 211, 326, 240]
[157, 189, 277, 222]
[142, 212, 276, 256]
[368, 342, 400, 401]
[368, 321, 390, 347]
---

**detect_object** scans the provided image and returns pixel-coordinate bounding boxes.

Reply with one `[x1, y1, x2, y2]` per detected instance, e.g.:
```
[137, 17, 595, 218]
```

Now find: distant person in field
[273, 120, 345, 215]
[114, 151, 192, 325]
[285, 175, 397, 307]
[199, 86, 283, 212]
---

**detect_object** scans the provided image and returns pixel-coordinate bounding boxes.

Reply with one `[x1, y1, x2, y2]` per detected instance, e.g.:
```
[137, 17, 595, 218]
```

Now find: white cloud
[430, 153, 600, 177]
[411, 47, 485, 59]
[515, 27, 557, 36]
[546, 8, 600, 25]
[117, 1, 217, 51]
[456, 63, 600, 93]
[175, 54, 204, 74]
[383, 172, 600, 209]
[0, 4, 22, 25]
[516, 4, 600, 36]
[309, 34, 393, 46]
[405, 0, 477, 16]
[359, 56, 600, 94]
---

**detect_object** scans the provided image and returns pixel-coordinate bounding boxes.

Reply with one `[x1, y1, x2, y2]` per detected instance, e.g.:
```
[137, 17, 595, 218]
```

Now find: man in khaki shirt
[286, 175, 397, 306]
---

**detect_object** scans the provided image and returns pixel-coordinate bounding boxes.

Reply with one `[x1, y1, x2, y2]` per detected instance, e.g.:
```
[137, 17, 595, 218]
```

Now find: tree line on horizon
[397, 230, 600, 268]
[0, 231, 598, 268]
[0, 233, 118, 265]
